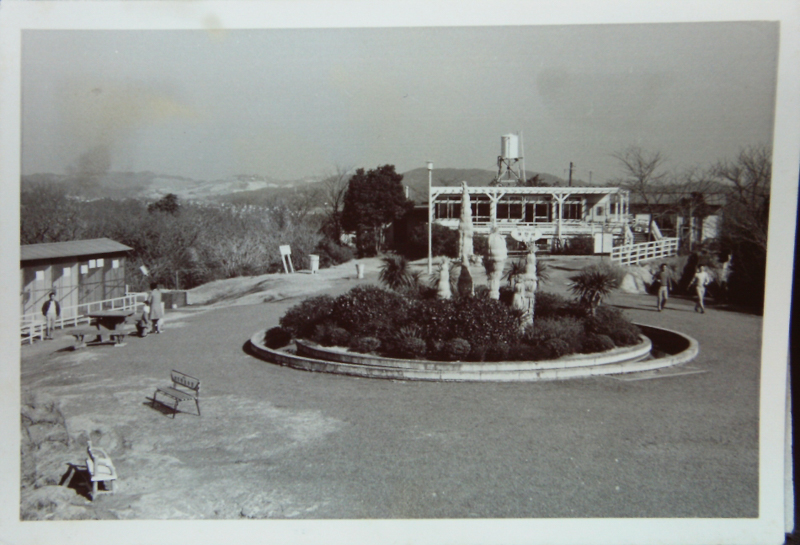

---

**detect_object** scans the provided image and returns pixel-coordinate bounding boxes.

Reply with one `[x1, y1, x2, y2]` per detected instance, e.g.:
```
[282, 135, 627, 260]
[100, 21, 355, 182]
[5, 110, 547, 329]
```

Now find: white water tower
[501, 134, 519, 160]
[493, 132, 525, 185]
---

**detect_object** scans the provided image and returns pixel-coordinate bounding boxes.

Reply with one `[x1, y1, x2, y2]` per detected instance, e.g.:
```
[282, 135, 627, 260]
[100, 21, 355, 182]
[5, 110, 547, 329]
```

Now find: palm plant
[569, 263, 622, 315]
[503, 259, 525, 287]
[504, 259, 550, 287]
[378, 254, 413, 290]
[536, 261, 550, 285]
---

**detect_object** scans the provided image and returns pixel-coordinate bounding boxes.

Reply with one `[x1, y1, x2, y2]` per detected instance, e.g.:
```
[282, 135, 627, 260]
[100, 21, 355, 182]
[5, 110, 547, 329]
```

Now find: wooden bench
[152, 370, 201, 418]
[71, 326, 133, 349]
[71, 327, 100, 349]
[85, 440, 117, 500]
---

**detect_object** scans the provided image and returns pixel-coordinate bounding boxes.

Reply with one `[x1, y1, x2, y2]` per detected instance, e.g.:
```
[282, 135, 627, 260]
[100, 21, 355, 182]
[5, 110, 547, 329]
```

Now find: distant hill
[20, 171, 304, 202]
[21, 166, 583, 206]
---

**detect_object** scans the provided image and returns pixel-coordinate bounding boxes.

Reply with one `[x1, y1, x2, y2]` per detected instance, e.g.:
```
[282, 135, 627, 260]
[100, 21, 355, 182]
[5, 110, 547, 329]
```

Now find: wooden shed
[20, 238, 133, 320]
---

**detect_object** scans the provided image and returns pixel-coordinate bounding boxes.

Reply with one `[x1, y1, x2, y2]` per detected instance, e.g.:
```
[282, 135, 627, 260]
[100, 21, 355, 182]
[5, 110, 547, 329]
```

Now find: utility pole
[427, 161, 433, 275]
[568, 162, 574, 187]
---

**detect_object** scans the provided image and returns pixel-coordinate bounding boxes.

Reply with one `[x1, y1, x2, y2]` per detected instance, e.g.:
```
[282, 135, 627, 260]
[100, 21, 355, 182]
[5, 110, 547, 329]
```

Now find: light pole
[427, 161, 433, 274]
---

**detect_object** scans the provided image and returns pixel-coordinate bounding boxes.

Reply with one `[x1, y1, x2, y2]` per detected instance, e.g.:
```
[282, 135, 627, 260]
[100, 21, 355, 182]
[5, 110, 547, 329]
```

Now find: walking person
[41, 291, 61, 340]
[689, 265, 711, 313]
[655, 264, 674, 312]
[146, 282, 164, 333]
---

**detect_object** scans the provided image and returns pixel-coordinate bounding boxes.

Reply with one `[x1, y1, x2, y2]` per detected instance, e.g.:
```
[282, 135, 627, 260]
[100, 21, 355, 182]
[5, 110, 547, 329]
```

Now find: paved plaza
[20, 259, 762, 519]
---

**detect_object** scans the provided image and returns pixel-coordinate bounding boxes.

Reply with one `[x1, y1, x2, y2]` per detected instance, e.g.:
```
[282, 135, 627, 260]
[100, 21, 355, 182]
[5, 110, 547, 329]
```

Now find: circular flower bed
[268, 285, 642, 363]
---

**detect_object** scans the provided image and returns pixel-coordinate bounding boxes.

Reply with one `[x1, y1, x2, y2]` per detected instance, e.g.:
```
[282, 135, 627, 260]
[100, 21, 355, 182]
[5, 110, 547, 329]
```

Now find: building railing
[435, 219, 630, 235]
[21, 292, 147, 345]
[610, 238, 679, 266]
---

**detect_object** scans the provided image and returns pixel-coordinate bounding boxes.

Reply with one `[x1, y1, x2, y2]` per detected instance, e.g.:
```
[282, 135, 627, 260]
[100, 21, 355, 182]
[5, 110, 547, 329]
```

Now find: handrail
[21, 292, 147, 344]
[610, 237, 679, 266]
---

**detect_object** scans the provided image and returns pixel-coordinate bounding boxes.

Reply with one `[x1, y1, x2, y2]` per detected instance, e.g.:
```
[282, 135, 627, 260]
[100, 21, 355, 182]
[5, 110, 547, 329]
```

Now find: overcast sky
[22, 22, 778, 183]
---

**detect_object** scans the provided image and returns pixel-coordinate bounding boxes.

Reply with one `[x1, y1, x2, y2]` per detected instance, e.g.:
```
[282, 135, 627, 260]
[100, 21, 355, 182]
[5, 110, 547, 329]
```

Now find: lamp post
[427, 161, 433, 274]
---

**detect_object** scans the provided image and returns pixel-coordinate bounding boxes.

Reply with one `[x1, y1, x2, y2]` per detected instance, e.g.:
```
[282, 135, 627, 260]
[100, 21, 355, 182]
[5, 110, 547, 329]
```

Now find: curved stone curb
[248, 325, 699, 382]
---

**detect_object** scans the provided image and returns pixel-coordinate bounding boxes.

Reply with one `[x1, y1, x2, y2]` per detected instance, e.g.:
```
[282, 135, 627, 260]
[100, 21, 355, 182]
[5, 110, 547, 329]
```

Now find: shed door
[53, 264, 79, 319]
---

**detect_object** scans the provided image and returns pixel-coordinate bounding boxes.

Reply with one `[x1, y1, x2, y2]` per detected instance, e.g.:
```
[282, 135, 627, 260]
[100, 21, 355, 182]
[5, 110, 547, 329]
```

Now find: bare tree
[320, 165, 354, 241]
[711, 145, 771, 253]
[612, 147, 670, 236]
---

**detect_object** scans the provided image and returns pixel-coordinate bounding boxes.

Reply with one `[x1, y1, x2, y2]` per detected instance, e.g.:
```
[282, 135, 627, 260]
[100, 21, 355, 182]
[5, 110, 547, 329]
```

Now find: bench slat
[156, 386, 195, 401]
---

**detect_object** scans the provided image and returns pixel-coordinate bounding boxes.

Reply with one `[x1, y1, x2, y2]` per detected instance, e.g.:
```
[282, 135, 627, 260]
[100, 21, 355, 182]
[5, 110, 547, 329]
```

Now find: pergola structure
[428, 185, 631, 247]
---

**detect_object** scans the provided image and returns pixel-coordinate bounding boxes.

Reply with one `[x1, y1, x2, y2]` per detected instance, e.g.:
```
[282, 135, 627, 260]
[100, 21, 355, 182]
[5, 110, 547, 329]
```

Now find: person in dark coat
[146, 282, 164, 334]
[41, 291, 61, 340]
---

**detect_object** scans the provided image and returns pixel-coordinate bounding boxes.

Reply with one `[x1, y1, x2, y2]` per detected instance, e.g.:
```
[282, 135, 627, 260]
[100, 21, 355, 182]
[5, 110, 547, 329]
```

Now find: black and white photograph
[2, 2, 798, 544]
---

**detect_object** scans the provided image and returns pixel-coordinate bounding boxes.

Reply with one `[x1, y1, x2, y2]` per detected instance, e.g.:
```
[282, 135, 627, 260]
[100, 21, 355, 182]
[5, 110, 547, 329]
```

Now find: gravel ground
[19, 257, 761, 520]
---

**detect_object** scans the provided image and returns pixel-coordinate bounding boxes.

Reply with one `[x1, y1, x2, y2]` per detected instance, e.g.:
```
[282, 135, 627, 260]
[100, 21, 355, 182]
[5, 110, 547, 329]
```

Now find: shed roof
[21, 238, 133, 262]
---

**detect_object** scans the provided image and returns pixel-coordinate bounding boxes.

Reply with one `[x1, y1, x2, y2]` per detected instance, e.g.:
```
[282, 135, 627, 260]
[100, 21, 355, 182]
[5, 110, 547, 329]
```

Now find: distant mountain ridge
[21, 166, 585, 205]
[20, 171, 312, 201]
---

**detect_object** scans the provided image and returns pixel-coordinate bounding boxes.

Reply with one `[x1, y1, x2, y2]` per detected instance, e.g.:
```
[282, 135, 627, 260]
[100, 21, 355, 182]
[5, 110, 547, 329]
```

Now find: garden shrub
[401, 223, 459, 260]
[315, 237, 355, 268]
[469, 342, 489, 362]
[264, 326, 292, 349]
[581, 333, 616, 354]
[332, 285, 412, 338]
[311, 322, 331, 344]
[395, 336, 427, 359]
[486, 341, 511, 361]
[526, 316, 584, 356]
[533, 292, 580, 318]
[473, 285, 490, 299]
[350, 336, 382, 354]
[544, 338, 572, 359]
[279, 295, 336, 338]
[451, 297, 523, 348]
[443, 338, 471, 361]
[584, 306, 640, 346]
[508, 343, 541, 361]
[610, 328, 641, 347]
[472, 235, 488, 258]
[327, 327, 352, 347]
[408, 299, 459, 346]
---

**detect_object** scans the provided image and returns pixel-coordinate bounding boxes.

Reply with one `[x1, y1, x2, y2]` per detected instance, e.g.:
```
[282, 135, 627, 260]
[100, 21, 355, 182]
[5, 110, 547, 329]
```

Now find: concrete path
[20, 265, 761, 519]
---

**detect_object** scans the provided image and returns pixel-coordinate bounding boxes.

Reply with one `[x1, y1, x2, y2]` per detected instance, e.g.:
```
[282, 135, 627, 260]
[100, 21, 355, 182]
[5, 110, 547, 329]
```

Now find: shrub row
[275, 286, 641, 362]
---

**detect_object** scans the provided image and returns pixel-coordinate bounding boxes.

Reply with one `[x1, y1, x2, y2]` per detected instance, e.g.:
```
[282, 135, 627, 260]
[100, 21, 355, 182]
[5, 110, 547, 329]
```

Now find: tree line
[613, 145, 772, 308]
[20, 186, 353, 292]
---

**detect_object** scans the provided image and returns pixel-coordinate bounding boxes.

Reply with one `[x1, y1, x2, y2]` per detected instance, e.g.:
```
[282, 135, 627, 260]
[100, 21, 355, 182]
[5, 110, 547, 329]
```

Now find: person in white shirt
[689, 265, 711, 313]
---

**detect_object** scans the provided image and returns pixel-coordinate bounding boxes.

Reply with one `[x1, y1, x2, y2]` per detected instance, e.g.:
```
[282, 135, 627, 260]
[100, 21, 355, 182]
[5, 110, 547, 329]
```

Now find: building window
[435, 196, 461, 219]
[80, 265, 88, 274]
[596, 206, 604, 217]
[62, 267, 71, 277]
[112, 260, 119, 269]
[89, 259, 97, 268]
[35, 270, 44, 281]
[562, 200, 582, 220]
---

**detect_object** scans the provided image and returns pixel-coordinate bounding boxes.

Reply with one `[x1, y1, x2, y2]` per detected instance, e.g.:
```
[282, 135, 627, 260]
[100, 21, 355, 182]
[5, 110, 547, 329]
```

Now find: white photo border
[1, 2, 798, 544]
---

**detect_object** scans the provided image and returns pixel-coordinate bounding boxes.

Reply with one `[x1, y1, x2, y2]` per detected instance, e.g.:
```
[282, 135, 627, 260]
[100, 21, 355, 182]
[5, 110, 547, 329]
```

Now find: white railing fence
[21, 292, 147, 344]
[610, 237, 679, 267]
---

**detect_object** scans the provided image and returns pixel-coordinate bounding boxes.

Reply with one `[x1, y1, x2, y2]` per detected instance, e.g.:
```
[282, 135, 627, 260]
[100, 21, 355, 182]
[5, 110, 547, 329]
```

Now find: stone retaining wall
[248, 324, 698, 382]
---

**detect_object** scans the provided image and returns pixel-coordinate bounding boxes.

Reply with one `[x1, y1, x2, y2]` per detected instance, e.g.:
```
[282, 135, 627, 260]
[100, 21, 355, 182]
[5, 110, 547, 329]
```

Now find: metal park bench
[152, 370, 201, 418]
